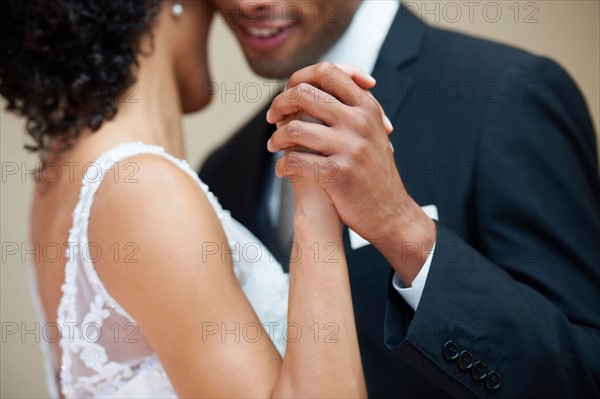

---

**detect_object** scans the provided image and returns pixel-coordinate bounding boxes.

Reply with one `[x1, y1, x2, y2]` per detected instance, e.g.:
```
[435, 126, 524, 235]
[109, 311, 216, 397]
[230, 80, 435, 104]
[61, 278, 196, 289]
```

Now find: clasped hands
[266, 62, 436, 286]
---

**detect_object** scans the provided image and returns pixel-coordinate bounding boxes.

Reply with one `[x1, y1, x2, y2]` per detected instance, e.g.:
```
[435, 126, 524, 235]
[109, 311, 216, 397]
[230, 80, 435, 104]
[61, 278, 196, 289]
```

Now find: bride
[0, 0, 381, 397]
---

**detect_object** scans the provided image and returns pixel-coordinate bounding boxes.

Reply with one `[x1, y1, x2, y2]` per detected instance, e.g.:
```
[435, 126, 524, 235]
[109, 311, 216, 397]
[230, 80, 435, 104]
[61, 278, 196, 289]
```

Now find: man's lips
[237, 23, 296, 50]
[243, 25, 288, 38]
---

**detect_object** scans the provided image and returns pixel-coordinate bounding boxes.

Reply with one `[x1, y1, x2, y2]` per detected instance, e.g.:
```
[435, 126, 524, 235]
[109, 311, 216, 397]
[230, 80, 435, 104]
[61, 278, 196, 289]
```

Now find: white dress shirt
[270, 0, 434, 310]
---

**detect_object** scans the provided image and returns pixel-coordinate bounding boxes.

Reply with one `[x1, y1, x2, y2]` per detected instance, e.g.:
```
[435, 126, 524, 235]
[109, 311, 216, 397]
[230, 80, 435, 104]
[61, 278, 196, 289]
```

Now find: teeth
[246, 27, 282, 38]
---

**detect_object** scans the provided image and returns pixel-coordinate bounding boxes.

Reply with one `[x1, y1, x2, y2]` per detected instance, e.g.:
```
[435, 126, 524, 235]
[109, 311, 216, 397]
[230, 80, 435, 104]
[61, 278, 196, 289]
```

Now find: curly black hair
[0, 0, 162, 153]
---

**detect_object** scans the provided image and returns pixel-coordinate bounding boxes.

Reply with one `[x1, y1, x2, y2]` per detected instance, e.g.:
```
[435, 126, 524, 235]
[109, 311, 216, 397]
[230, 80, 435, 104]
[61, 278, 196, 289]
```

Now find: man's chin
[246, 57, 304, 80]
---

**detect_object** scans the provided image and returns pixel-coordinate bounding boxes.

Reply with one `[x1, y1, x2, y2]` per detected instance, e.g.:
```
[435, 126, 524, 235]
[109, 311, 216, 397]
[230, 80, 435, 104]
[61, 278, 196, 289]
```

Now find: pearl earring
[172, 1, 183, 17]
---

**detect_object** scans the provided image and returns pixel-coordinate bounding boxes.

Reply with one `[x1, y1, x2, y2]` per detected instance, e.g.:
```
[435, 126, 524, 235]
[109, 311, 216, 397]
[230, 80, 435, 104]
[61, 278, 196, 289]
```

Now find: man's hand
[267, 62, 436, 285]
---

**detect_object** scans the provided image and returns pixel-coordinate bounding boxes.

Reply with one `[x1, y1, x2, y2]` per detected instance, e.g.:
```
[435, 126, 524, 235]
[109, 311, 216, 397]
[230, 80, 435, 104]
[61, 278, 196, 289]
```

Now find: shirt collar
[319, 0, 400, 75]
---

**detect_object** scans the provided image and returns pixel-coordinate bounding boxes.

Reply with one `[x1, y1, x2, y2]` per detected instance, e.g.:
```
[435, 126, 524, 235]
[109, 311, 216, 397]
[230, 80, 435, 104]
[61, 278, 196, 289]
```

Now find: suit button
[486, 370, 502, 391]
[471, 361, 487, 380]
[458, 350, 474, 370]
[443, 340, 459, 360]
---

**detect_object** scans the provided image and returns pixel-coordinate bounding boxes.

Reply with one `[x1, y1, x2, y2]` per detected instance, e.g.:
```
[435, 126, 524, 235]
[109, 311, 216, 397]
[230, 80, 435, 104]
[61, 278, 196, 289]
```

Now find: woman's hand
[277, 152, 341, 233]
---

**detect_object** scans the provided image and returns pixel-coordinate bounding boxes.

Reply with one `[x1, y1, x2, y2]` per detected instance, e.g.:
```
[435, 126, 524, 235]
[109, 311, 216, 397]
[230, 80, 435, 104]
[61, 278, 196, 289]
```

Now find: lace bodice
[31, 142, 289, 398]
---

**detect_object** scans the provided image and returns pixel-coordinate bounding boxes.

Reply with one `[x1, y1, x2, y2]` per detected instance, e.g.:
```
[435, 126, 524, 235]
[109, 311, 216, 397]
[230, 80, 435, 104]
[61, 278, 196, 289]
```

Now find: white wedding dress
[30, 142, 290, 398]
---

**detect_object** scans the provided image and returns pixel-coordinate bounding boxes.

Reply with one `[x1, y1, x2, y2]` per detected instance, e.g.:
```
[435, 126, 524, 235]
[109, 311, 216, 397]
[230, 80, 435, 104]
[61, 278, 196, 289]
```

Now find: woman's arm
[92, 155, 282, 397]
[272, 175, 366, 398]
[92, 154, 365, 398]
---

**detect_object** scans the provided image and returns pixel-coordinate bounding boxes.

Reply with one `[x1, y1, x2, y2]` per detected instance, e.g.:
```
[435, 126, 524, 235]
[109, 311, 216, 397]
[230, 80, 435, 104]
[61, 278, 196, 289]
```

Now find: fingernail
[368, 75, 377, 85]
[267, 138, 272, 152]
[384, 116, 394, 132]
[266, 109, 272, 122]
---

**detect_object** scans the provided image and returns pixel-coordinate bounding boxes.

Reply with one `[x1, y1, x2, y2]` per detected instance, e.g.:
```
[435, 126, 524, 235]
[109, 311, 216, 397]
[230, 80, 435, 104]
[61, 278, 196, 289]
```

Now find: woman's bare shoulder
[88, 152, 234, 315]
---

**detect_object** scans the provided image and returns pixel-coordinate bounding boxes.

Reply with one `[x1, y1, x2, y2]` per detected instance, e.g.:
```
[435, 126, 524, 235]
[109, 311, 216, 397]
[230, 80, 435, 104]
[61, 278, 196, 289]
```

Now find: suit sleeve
[384, 56, 600, 398]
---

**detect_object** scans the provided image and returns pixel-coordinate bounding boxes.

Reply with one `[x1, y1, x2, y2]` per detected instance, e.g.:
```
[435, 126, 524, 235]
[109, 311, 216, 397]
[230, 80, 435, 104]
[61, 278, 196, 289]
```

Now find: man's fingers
[336, 64, 376, 90]
[334, 64, 392, 132]
[363, 90, 394, 134]
[268, 62, 392, 134]
[275, 112, 302, 130]
[287, 62, 369, 107]
[267, 83, 343, 125]
[268, 120, 339, 156]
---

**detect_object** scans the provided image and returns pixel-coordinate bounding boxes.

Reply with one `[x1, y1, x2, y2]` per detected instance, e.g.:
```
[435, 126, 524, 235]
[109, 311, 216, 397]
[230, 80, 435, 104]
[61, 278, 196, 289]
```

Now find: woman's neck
[76, 31, 186, 160]
[109, 45, 185, 158]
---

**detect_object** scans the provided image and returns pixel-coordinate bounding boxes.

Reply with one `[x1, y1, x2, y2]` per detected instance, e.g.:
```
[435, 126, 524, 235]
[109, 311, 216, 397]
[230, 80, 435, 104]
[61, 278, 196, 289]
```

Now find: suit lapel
[371, 5, 428, 120]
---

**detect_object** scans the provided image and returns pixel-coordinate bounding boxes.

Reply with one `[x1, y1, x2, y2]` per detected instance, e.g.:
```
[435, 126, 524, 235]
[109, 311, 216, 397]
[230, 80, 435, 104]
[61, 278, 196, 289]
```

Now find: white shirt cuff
[392, 241, 436, 311]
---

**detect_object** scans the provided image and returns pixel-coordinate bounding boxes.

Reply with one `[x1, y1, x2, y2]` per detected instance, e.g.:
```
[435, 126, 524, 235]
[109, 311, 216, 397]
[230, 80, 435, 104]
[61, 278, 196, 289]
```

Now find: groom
[200, 1, 600, 398]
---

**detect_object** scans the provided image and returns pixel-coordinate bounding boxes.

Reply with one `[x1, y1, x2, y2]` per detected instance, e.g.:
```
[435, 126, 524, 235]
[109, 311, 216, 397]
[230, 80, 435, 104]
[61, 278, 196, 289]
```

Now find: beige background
[1, 1, 599, 397]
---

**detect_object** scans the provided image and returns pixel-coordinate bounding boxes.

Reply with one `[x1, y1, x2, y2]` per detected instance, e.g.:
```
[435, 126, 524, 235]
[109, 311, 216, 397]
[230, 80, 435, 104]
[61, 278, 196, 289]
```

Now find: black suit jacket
[200, 6, 600, 398]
